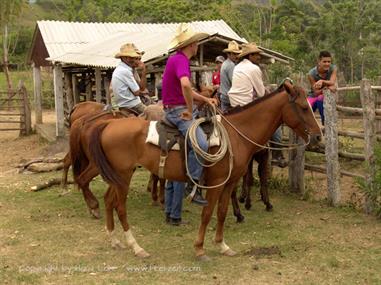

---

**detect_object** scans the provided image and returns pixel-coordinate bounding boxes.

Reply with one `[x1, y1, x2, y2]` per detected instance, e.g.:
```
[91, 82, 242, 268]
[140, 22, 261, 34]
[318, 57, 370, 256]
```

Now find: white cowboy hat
[168, 23, 209, 50]
[238, 42, 263, 58]
[223, 40, 241, 54]
[115, 43, 145, 59]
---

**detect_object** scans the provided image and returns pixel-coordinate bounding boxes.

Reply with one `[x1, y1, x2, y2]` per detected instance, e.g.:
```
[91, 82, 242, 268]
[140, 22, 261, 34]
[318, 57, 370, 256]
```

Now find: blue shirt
[112, 62, 141, 108]
[308, 64, 336, 95]
[220, 58, 235, 96]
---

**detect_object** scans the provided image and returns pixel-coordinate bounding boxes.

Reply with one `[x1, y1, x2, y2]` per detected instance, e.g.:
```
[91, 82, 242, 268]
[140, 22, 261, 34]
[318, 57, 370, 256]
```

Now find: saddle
[145, 109, 221, 178]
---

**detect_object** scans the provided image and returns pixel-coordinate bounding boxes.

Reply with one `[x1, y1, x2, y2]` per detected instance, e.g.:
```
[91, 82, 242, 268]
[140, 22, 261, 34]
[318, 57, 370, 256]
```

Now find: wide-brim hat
[238, 42, 263, 58]
[115, 43, 144, 58]
[168, 23, 209, 50]
[223, 40, 241, 54]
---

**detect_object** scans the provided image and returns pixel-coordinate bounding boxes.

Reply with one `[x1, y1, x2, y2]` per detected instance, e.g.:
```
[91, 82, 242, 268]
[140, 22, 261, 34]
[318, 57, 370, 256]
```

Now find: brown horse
[86, 81, 321, 259]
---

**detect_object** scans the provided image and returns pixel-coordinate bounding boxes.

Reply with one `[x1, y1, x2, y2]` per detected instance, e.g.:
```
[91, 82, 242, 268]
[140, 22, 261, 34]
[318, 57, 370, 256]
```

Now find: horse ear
[283, 80, 296, 97]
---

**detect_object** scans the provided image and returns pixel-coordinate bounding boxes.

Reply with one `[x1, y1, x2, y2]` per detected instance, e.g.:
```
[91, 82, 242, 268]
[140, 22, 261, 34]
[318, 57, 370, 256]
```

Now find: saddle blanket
[145, 120, 221, 150]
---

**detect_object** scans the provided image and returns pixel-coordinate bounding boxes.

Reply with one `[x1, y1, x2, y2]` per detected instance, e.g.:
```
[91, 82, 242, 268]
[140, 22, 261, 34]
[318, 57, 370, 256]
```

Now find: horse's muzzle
[310, 133, 322, 145]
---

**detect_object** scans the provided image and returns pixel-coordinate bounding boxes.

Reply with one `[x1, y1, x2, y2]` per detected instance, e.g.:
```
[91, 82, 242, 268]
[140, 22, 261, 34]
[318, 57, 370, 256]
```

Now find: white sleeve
[251, 66, 265, 97]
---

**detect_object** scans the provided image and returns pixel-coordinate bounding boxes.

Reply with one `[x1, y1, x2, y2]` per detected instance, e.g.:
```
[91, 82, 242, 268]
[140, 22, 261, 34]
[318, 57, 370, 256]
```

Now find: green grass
[1, 167, 380, 284]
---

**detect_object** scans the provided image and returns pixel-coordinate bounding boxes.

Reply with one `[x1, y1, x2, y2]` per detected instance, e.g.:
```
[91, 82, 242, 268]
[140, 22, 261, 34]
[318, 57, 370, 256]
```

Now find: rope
[185, 106, 234, 189]
[215, 108, 311, 151]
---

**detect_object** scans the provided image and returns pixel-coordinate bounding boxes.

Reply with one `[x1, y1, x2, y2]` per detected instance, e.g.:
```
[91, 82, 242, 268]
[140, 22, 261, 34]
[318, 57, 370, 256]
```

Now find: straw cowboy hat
[223, 40, 241, 54]
[168, 23, 209, 50]
[115, 43, 145, 59]
[238, 42, 263, 58]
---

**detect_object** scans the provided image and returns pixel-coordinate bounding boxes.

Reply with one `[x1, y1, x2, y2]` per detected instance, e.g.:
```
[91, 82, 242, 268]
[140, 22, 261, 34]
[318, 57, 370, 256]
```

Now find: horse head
[282, 80, 322, 145]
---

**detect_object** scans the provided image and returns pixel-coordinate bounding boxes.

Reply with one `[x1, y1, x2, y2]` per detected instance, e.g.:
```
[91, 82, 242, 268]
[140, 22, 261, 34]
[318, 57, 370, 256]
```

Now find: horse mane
[224, 86, 285, 115]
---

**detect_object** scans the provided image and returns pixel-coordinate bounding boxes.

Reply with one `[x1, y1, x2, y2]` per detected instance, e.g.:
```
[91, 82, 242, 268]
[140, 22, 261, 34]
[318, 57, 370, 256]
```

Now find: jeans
[271, 127, 282, 143]
[165, 181, 185, 219]
[220, 94, 231, 112]
[308, 96, 324, 125]
[165, 106, 208, 180]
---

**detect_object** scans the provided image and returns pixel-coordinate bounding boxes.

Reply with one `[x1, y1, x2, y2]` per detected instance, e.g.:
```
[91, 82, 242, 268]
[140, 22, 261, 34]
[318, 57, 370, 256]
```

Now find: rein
[216, 91, 311, 151]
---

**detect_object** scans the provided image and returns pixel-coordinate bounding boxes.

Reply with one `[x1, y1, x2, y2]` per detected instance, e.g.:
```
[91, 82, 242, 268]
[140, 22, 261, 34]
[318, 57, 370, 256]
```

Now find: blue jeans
[165, 106, 208, 181]
[220, 94, 231, 112]
[272, 127, 282, 143]
[165, 181, 185, 219]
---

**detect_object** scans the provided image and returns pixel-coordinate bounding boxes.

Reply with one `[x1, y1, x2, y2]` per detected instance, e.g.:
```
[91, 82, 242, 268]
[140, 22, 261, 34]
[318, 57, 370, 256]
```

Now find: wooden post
[324, 89, 341, 206]
[288, 131, 305, 193]
[360, 79, 376, 214]
[95, 68, 102, 103]
[32, 62, 42, 124]
[199, 44, 204, 66]
[64, 72, 74, 111]
[86, 72, 92, 101]
[72, 74, 80, 104]
[53, 64, 65, 138]
[104, 77, 111, 105]
[18, 81, 32, 136]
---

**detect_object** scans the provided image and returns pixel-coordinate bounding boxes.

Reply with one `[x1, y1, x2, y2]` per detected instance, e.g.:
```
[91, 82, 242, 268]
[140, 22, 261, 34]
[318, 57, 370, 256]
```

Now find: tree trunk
[2, 24, 14, 106]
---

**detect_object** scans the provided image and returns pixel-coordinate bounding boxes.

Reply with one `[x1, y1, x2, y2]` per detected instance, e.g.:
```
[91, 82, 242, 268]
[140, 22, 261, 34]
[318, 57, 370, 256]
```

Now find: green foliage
[357, 143, 381, 218]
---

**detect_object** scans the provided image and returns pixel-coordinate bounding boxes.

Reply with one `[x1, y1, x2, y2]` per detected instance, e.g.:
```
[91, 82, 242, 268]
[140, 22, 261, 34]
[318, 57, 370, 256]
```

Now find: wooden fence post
[53, 64, 65, 138]
[72, 74, 80, 104]
[288, 131, 305, 193]
[18, 81, 32, 136]
[64, 72, 74, 111]
[32, 62, 42, 124]
[376, 76, 381, 134]
[104, 77, 111, 105]
[95, 68, 102, 103]
[324, 89, 341, 206]
[360, 79, 376, 214]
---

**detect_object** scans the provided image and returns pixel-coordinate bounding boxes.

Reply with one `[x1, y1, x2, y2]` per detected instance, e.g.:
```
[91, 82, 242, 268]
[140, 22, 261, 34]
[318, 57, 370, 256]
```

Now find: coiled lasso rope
[185, 105, 234, 189]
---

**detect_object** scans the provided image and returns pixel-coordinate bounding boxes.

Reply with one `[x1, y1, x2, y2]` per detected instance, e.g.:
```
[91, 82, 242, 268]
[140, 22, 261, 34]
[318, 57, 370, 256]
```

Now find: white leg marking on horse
[125, 229, 147, 256]
[108, 230, 125, 249]
[217, 240, 231, 254]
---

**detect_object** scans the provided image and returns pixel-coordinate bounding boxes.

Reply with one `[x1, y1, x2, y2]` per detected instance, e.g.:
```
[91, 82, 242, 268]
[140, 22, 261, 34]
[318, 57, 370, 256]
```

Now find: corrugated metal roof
[39, 19, 245, 66]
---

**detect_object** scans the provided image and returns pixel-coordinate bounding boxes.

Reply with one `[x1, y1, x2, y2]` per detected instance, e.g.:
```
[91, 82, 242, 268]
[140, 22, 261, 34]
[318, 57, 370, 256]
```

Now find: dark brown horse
[86, 81, 321, 259]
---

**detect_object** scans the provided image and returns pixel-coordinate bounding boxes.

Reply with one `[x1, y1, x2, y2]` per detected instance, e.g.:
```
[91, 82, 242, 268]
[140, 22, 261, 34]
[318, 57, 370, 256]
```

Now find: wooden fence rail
[0, 81, 32, 136]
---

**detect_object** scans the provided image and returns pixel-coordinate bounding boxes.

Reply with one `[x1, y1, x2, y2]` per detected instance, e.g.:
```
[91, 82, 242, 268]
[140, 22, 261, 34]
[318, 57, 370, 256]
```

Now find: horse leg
[230, 187, 245, 223]
[150, 174, 160, 206]
[114, 171, 150, 258]
[146, 174, 153, 192]
[257, 150, 273, 211]
[159, 178, 166, 208]
[194, 187, 221, 260]
[215, 182, 238, 257]
[61, 152, 71, 189]
[76, 164, 101, 219]
[239, 157, 254, 204]
[104, 186, 125, 249]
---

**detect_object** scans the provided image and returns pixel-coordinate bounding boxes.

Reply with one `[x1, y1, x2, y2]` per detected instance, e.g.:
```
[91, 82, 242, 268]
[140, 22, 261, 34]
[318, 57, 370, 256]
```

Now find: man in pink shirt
[162, 24, 217, 225]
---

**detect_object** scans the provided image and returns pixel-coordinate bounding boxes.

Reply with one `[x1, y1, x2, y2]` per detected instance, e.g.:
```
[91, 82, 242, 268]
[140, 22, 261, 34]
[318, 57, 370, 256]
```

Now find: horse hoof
[236, 215, 245, 223]
[196, 254, 211, 262]
[151, 201, 160, 207]
[245, 204, 252, 210]
[238, 197, 245, 203]
[90, 208, 101, 219]
[266, 205, 273, 211]
[136, 250, 150, 258]
[222, 249, 237, 257]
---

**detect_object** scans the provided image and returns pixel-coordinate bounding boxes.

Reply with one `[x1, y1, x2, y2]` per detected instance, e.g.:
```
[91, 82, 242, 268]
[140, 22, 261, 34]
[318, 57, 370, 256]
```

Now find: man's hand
[205, 97, 218, 106]
[313, 80, 324, 90]
[180, 110, 193, 121]
[137, 60, 146, 71]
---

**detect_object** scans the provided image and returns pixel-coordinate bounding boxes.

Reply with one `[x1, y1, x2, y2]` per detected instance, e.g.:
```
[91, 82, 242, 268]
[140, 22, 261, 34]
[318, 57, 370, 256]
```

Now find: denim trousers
[165, 181, 185, 219]
[165, 106, 208, 180]
[271, 126, 282, 143]
[220, 94, 231, 112]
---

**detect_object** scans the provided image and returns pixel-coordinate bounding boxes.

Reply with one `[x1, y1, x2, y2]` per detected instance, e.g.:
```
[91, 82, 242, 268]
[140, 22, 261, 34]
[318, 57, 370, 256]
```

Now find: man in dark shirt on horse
[161, 24, 218, 224]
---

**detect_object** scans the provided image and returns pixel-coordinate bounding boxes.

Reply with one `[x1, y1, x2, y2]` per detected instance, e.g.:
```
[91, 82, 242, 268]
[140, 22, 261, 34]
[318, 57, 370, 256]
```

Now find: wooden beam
[304, 163, 365, 179]
[32, 63, 42, 124]
[95, 67, 102, 103]
[288, 131, 305, 194]
[72, 74, 80, 104]
[64, 72, 74, 111]
[53, 64, 65, 138]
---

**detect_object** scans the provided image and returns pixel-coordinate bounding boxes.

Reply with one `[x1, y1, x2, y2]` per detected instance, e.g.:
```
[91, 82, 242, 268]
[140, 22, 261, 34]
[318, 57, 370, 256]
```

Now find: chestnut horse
[86, 81, 321, 259]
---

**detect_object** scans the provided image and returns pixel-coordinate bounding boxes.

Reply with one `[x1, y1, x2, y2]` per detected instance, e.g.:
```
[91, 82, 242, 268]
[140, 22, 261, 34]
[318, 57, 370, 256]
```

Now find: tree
[0, 0, 24, 98]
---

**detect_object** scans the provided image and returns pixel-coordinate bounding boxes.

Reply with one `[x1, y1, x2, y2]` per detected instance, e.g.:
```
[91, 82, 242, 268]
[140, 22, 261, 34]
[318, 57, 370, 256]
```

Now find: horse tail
[70, 120, 89, 183]
[88, 121, 125, 188]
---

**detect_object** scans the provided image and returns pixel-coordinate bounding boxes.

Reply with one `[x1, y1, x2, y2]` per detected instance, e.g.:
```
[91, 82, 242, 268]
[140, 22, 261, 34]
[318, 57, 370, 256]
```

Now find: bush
[357, 143, 381, 218]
